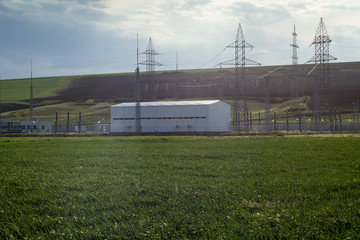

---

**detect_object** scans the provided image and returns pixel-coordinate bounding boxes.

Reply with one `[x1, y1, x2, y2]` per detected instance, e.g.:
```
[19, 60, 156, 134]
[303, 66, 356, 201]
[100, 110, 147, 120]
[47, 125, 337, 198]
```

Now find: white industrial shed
[111, 100, 231, 133]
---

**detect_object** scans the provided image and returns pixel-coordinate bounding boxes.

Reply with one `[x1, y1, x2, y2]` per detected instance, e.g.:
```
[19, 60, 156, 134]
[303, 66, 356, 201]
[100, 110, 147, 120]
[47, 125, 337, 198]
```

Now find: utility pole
[30, 60, 34, 133]
[135, 34, 142, 133]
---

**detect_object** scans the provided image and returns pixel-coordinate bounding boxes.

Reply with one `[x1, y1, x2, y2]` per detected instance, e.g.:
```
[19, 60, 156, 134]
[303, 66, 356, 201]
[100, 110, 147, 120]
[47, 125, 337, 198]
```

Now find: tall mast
[290, 25, 299, 101]
[135, 34, 142, 133]
[30, 60, 33, 132]
[291, 24, 299, 65]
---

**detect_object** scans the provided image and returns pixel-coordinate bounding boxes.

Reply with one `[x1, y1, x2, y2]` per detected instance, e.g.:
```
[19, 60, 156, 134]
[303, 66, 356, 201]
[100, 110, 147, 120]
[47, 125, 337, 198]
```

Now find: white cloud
[1, 0, 360, 78]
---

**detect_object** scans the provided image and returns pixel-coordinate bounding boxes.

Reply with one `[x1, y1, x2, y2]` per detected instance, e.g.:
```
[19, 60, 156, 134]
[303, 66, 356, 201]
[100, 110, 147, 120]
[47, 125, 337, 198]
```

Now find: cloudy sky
[1, 0, 360, 79]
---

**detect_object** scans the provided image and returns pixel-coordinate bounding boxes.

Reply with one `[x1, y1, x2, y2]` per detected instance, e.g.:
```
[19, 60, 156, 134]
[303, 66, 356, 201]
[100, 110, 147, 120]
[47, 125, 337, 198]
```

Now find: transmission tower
[141, 37, 162, 101]
[218, 23, 260, 131]
[290, 25, 299, 101]
[307, 18, 336, 128]
[135, 35, 141, 133]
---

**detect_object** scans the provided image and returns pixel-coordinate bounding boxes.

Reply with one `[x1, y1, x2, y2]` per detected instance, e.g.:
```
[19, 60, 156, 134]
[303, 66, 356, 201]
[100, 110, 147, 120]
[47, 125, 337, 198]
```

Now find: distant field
[1, 100, 113, 125]
[0, 97, 311, 126]
[1, 76, 71, 102]
[1, 136, 359, 239]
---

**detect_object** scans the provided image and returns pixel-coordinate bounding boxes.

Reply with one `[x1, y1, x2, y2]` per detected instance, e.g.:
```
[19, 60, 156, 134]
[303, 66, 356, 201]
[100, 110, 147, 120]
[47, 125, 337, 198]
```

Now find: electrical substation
[1, 18, 359, 134]
[108, 17, 359, 135]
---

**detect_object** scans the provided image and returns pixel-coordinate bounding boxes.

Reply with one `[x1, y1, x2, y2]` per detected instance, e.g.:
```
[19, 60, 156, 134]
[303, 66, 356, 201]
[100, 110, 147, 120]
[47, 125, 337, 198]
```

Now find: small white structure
[95, 124, 110, 133]
[111, 100, 231, 133]
[0, 119, 52, 133]
[74, 125, 87, 133]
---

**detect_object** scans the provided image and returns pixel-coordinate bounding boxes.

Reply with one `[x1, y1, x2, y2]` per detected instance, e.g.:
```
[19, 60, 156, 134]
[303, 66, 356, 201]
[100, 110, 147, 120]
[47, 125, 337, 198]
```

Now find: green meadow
[1, 136, 359, 239]
[1, 76, 70, 102]
[0, 75, 113, 125]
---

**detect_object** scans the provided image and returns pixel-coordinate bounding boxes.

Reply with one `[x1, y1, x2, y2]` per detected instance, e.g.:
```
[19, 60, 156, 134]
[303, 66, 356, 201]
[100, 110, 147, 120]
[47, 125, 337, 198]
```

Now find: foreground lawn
[0, 136, 359, 239]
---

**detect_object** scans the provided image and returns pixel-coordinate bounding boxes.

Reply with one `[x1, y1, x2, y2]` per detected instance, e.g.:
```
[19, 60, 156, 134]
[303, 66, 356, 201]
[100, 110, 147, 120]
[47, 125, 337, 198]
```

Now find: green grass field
[0, 75, 113, 125]
[1, 76, 71, 102]
[1, 136, 359, 239]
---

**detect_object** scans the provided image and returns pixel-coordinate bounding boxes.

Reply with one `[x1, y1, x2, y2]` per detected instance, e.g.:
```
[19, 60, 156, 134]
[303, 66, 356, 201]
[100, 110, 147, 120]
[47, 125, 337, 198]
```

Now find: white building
[111, 100, 231, 133]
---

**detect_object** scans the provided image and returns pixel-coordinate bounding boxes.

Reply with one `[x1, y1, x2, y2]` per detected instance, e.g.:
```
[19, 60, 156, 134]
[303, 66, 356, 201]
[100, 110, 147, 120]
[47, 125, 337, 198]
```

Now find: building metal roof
[111, 100, 221, 108]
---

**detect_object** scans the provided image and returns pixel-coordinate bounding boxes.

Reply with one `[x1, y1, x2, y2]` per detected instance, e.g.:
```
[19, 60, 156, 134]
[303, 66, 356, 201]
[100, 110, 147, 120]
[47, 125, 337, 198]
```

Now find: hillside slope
[1, 62, 359, 125]
[1, 76, 71, 102]
[47, 62, 360, 108]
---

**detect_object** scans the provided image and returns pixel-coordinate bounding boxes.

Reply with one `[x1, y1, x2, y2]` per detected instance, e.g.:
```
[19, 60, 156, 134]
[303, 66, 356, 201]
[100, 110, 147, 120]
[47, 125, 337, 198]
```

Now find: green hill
[1, 76, 71, 102]
[1, 62, 360, 126]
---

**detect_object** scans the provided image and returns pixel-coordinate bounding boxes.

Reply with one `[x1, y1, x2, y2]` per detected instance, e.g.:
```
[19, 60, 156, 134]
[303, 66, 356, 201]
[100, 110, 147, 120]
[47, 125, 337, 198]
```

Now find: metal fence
[235, 123, 360, 132]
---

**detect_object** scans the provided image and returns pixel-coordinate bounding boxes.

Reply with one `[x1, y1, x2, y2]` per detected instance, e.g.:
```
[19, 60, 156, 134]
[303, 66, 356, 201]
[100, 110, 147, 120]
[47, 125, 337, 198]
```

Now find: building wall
[208, 101, 231, 132]
[111, 101, 230, 133]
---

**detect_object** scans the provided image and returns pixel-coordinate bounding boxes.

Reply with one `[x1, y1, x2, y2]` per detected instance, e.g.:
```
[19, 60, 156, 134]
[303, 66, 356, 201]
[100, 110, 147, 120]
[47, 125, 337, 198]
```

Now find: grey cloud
[232, 2, 291, 24]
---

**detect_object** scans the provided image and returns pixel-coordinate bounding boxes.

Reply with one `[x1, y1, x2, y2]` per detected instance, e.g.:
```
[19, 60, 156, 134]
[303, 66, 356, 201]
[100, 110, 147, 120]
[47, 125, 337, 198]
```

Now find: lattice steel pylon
[218, 23, 260, 131]
[141, 37, 162, 101]
[290, 25, 299, 100]
[307, 18, 336, 128]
